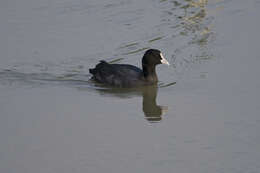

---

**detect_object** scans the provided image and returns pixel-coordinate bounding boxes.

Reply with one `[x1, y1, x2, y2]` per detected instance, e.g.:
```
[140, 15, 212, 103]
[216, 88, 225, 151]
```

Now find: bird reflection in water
[142, 85, 168, 122]
[95, 85, 168, 123]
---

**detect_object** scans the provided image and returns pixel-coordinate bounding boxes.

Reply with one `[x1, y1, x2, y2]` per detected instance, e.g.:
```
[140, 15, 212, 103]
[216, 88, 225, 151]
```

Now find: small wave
[0, 69, 93, 89]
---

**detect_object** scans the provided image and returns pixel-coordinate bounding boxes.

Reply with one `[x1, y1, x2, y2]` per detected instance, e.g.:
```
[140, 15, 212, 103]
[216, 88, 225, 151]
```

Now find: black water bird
[89, 49, 169, 87]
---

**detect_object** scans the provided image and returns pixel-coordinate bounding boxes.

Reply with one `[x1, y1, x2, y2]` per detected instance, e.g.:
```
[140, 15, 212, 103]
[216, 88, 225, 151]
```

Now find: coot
[89, 49, 169, 87]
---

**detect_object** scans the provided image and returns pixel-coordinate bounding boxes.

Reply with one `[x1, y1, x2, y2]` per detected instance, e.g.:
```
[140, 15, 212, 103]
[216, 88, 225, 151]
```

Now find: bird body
[89, 49, 169, 88]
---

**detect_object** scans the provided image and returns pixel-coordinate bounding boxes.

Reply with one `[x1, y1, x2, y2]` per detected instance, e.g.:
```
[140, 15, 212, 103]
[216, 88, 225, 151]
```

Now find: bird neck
[142, 64, 158, 83]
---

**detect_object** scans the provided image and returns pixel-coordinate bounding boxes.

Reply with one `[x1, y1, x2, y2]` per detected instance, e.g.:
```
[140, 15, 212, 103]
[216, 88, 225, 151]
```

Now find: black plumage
[89, 49, 169, 87]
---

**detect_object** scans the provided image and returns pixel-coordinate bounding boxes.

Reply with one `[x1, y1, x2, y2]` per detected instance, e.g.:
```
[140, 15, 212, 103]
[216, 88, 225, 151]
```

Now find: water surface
[1, 0, 260, 173]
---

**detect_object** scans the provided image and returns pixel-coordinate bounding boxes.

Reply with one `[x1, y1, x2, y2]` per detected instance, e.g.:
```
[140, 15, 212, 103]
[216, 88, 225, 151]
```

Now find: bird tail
[89, 60, 108, 75]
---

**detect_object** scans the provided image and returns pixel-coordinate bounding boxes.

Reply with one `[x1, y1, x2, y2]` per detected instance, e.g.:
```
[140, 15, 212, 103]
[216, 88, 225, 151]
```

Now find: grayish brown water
[1, 0, 260, 173]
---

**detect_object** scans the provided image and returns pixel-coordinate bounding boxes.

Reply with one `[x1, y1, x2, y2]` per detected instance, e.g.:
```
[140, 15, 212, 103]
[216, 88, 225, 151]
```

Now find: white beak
[160, 53, 170, 65]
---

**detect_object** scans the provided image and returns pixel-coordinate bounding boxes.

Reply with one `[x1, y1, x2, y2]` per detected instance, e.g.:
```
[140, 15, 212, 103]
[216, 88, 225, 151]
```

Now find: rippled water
[1, 0, 260, 173]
